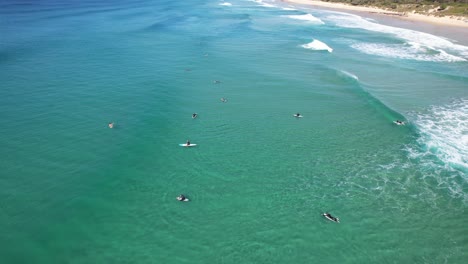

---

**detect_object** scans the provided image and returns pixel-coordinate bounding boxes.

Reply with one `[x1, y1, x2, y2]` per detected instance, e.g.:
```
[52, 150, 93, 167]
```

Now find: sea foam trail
[411, 99, 468, 172]
[325, 13, 468, 62]
[302, 39, 333, 52]
[284, 14, 324, 24]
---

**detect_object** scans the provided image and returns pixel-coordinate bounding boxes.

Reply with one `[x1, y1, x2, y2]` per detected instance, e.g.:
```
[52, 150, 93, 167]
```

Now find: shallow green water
[1, 0, 467, 263]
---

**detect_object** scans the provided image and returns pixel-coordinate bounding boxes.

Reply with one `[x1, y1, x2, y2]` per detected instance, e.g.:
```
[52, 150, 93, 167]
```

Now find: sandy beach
[283, 0, 468, 44]
[284, 0, 468, 28]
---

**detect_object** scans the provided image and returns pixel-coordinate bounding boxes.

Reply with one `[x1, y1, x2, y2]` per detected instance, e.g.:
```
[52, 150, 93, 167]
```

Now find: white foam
[302, 39, 333, 52]
[325, 13, 468, 62]
[350, 42, 466, 62]
[284, 14, 324, 24]
[413, 99, 468, 171]
[402, 99, 468, 202]
[219, 2, 232, 6]
[251, 0, 277, 8]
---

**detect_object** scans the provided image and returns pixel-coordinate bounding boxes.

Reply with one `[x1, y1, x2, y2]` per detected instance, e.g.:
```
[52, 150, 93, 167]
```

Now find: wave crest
[339, 70, 358, 80]
[251, 0, 276, 8]
[302, 39, 333, 52]
[284, 14, 324, 24]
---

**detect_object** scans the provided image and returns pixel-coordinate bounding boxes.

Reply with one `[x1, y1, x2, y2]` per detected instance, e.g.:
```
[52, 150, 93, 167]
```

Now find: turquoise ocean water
[1, 0, 467, 262]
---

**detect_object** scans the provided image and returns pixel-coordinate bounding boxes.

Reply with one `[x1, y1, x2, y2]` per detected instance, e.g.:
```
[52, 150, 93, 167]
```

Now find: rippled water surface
[1, 0, 467, 263]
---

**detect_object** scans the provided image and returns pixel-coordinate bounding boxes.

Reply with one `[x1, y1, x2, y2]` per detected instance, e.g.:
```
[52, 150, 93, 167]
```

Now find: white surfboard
[323, 213, 340, 223]
[179, 143, 197, 147]
[293, 115, 303, 118]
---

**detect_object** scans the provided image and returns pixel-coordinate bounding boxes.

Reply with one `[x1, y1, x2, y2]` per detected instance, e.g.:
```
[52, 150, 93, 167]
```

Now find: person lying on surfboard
[323, 213, 340, 223]
[192, 113, 197, 118]
[295, 113, 301, 117]
[177, 194, 188, 201]
[186, 140, 191, 146]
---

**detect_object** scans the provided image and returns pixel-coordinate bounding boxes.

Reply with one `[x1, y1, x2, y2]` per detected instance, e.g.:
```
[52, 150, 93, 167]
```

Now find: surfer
[295, 113, 301, 117]
[186, 140, 191, 146]
[192, 113, 197, 119]
[213, 80, 221, 84]
[395, 120, 405, 125]
[108, 122, 114, 128]
[323, 213, 339, 223]
[221, 97, 227, 103]
[177, 194, 188, 201]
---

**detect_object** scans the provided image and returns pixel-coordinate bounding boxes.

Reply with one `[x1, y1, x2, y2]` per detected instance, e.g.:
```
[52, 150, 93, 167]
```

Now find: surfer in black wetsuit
[177, 194, 186, 201]
[295, 113, 301, 117]
[324, 213, 339, 222]
[186, 140, 190, 146]
[192, 113, 197, 118]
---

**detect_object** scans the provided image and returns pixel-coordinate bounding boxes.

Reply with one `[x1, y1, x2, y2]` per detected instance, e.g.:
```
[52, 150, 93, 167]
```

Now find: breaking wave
[251, 0, 276, 8]
[325, 12, 468, 62]
[339, 70, 358, 80]
[302, 39, 333, 52]
[284, 13, 324, 24]
[350, 42, 466, 62]
[410, 99, 468, 172]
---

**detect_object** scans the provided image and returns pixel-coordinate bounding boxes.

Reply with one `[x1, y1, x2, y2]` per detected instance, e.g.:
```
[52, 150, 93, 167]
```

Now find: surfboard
[393, 121, 405, 126]
[293, 115, 303, 118]
[179, 143, 197, 147]
[177, 197, 190, 202]
[323, 213, 339, 223]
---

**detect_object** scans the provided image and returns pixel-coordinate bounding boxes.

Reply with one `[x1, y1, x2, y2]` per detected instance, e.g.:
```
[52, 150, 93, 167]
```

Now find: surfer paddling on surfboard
[192, 113, 198, 119]
[179, 140, 196, 147]
[323, 212, 340, 223]
[394, 120, 405, 125]
[177, 194, 189, 202]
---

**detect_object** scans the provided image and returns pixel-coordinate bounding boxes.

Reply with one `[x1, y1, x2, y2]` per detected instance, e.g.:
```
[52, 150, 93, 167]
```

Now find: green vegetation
[322, 0, 468, 16]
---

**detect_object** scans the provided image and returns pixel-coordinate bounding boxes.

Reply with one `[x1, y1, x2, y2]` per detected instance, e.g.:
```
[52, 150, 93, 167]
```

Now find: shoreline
[283, 0, 468, 28]
[283, 0, 468, 45]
